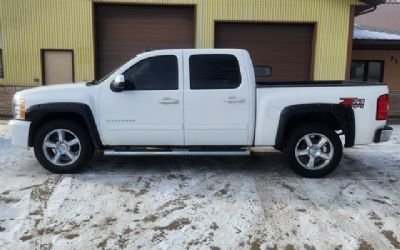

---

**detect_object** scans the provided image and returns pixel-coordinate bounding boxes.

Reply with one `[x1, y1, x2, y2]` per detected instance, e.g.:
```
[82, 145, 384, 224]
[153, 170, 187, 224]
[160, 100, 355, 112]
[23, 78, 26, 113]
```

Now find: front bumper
[374, 125, 393, 143]
[8, 120, 31, 148]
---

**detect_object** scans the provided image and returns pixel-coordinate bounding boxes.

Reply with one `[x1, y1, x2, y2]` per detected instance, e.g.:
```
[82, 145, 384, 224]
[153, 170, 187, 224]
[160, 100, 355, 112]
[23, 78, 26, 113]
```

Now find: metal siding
[0, 0, 94, 86]
[0, 0, 359, 86]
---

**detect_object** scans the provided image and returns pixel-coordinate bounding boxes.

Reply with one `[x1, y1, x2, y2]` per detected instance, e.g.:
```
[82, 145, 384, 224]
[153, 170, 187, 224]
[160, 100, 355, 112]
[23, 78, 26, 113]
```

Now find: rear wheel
[284, 123, 342, 178]
[33, 120, 94, 173]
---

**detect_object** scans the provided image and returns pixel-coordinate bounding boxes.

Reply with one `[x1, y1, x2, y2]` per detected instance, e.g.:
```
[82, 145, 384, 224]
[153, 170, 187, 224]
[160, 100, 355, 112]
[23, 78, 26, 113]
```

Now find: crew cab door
[183, 50, 251, 145]
[98, 51, 184, 146]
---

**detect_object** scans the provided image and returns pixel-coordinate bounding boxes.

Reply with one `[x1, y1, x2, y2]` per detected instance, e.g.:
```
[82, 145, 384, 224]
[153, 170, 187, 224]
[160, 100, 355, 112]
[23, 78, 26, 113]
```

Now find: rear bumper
[8, 120, 31, 148]
[374, 125, 393, 143]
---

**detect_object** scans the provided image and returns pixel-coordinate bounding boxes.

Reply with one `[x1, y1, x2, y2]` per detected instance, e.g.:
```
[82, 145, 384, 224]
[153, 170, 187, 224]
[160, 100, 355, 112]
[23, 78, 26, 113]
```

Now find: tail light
[376, 94, 389, 120]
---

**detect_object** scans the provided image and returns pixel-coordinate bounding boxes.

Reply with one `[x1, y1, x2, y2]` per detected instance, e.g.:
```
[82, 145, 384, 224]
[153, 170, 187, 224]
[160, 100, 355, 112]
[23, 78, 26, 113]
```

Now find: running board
[103, 149, 250, 156]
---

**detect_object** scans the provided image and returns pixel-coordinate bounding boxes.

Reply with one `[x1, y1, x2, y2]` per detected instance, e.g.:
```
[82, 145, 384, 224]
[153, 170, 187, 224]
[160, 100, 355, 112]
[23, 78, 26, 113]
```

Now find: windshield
[87, 54, 145, 85]
[86, 69, 117, 86]
[88, 60, 132, 85]
[98, 68, 118, 83]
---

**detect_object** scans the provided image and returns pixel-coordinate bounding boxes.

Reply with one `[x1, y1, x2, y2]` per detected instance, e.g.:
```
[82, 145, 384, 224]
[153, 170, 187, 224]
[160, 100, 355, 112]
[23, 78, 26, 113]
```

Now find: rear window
[189, 54, 242, 89]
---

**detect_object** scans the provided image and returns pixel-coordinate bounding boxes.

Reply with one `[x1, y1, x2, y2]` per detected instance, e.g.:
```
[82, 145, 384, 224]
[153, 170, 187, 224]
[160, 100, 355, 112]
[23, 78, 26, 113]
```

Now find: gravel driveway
[0, 120, 399, 250]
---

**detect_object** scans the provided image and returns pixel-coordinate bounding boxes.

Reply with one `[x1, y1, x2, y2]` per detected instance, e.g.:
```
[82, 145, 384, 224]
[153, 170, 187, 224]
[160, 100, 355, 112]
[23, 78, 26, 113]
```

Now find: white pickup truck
[9, 49, 392, 177]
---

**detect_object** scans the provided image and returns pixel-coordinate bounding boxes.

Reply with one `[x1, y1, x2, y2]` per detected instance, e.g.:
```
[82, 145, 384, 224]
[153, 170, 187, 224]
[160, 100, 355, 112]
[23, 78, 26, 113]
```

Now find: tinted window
[254, 65, 272, 82]
[190, 54, 241, 89]
[350, 60, 384, 82]
[367, 62, 383, 82]
[350, 61, 365, 81]
[123, 55, 178, 90]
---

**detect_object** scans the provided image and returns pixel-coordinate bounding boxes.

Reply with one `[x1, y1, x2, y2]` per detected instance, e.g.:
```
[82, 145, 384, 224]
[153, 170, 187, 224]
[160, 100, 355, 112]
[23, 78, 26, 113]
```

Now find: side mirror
[110, 75, 126, 92]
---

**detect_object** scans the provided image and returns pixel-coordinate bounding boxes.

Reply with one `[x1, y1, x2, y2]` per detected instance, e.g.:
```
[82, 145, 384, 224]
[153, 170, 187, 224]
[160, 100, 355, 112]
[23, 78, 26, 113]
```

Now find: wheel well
[28, 112, 92, 147]
[276, 112, 344, 150]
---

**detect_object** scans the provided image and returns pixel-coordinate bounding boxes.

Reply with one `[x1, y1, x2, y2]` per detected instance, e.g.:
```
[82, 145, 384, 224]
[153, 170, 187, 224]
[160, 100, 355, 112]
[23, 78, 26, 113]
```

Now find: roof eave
[353, 39, 400, 50]
[356, 0, 386, 16]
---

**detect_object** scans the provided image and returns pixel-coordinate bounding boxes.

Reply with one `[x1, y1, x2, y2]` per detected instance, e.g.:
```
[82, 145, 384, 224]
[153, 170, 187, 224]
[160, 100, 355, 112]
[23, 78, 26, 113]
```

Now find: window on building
[0, 49, 3, 78]
[350, 60, 384, 82]
[189, 54, 242, 89]
[123, 55, 178, 90]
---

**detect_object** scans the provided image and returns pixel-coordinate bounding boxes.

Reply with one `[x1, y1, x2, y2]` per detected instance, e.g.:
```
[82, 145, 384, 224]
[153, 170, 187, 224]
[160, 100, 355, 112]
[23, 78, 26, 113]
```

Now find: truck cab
[99, 49, 255, 146]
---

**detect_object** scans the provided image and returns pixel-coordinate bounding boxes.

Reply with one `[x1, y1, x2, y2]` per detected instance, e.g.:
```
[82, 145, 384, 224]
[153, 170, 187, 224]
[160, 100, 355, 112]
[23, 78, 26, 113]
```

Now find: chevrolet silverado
[8, 49, 393, 177]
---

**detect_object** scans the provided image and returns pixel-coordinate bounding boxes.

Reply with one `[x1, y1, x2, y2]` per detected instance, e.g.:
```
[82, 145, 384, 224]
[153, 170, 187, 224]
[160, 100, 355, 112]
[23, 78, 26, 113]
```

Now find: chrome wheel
[42, 129, 81, 166]
[294, 133, 334, 170]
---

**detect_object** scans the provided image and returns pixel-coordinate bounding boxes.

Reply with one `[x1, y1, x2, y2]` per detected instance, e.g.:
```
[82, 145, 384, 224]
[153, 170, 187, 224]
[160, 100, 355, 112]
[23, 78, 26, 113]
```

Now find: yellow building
[0, 0, 376, 115]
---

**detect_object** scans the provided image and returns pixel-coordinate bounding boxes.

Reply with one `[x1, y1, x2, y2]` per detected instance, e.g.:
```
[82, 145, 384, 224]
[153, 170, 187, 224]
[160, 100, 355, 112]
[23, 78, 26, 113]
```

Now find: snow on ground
[0, 120, 399, 250]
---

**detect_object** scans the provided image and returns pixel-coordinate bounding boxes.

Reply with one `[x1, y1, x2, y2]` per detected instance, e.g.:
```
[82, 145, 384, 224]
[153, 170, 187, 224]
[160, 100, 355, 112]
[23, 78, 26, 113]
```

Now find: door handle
[224, 96, 245, 103]
[159, 98, 179, 105]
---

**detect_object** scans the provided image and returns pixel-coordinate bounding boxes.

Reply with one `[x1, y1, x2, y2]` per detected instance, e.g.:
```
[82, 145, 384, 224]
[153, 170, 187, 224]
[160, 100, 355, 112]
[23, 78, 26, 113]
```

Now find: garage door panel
[271, 67, 311, 79]
[250, 49, 311, 60]
[216, 24, 313, 42]
[215, 22, 314, 81]
[96, 4, 194, 78]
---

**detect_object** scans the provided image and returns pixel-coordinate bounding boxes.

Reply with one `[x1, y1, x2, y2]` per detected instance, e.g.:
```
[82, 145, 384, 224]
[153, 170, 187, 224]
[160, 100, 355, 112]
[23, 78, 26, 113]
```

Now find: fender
[25, 102, 103, 148]
[275, 104, 355, 149]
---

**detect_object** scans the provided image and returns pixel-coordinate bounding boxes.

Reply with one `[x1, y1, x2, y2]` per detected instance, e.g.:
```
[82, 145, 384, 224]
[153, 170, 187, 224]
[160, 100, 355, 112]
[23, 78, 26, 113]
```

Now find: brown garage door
[215, 22, 314, 81]
[95, 4, 195, 78]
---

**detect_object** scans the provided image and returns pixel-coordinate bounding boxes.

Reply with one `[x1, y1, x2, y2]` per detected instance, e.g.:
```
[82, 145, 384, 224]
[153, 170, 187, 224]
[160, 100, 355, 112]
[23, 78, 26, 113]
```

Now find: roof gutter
[356, 0, 385, 16]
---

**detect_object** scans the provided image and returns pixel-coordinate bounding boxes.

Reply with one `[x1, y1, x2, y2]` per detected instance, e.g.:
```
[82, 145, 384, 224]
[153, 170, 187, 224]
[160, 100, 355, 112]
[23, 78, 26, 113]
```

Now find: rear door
[183, 50, 251, 145]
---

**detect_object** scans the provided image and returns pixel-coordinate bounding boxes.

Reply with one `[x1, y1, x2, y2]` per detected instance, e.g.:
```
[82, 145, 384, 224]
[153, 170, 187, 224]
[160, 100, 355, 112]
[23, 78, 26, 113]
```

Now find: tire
[33, 119, 94, 174]
[284, 123, 343, 178]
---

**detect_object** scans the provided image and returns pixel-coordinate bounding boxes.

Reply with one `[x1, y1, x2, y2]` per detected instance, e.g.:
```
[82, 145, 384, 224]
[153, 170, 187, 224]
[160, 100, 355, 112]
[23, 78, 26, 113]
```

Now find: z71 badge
[340, 98, 365, 109]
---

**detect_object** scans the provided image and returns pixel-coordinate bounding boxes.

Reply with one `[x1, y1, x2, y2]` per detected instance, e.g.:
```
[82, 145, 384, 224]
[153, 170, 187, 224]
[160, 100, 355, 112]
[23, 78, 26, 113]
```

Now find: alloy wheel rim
[42, 129, 81, 166]
[294, 133, 334, 170]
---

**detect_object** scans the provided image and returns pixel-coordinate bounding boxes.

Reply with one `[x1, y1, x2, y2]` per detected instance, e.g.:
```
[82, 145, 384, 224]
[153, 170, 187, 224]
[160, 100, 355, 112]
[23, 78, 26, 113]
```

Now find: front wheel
[33, 120, 94, 173]
[284, 123, 343, 178]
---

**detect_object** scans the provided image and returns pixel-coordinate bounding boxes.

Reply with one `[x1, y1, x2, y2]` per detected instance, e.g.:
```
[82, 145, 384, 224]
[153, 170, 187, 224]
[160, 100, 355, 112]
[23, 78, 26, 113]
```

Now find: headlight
[12, 99, 26, 120]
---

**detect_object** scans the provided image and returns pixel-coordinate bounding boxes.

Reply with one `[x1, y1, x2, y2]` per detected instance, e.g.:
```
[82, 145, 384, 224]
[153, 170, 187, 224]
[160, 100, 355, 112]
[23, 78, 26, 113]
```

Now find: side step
[103, 149, 250, 156]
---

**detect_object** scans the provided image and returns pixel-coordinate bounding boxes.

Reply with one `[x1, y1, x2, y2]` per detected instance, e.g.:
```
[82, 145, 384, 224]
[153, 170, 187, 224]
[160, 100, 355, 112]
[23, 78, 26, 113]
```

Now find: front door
[99, 51, 184, 146]
[183, 50, 251, 145]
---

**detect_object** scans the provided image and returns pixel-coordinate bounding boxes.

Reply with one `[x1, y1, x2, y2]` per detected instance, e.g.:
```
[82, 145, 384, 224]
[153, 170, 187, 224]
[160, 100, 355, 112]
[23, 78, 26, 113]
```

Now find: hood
[15, 82, 88, 99]
[13, 82, 101, 109]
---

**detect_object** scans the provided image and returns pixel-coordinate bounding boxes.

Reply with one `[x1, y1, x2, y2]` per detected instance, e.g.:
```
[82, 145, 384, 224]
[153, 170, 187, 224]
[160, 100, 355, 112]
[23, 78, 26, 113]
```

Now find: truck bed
[256, 80, 386, 88]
